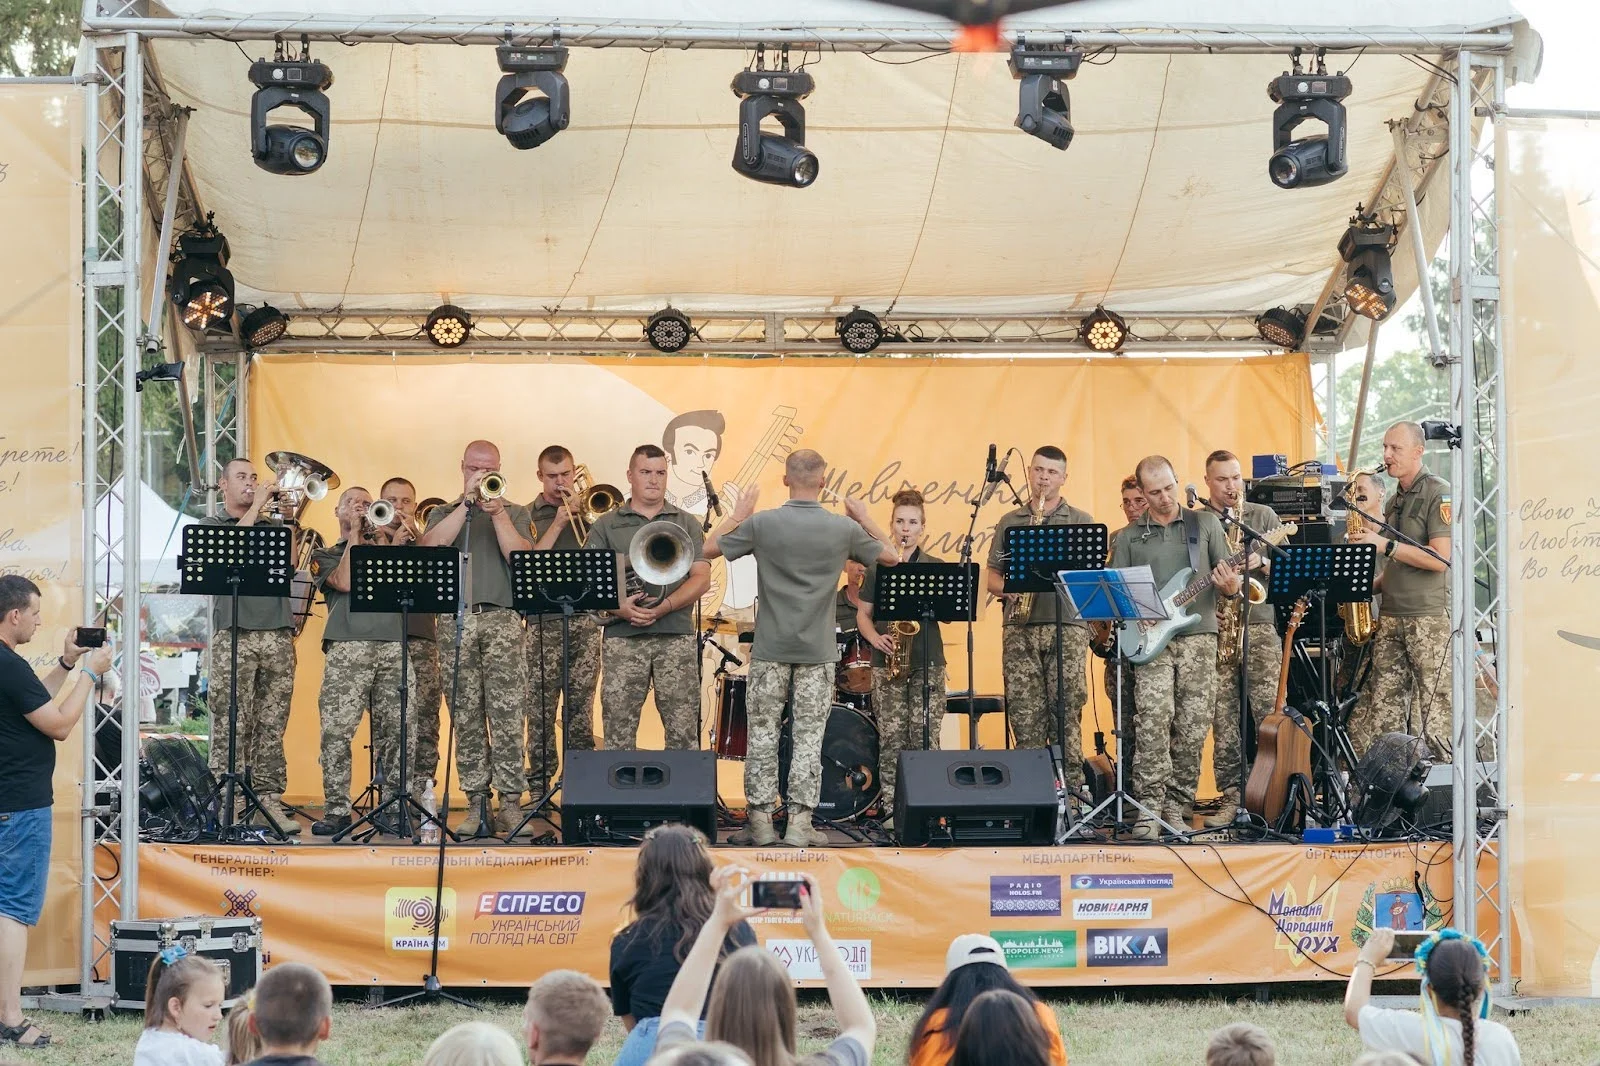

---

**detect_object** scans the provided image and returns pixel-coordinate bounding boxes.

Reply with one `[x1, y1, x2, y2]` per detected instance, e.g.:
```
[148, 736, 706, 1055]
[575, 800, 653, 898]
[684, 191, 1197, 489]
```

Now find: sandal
[0, 1016, 52, 1048]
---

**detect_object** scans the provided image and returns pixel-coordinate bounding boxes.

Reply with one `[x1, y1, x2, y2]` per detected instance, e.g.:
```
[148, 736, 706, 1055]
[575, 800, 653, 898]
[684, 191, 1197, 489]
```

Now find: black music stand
[334, 546, 460, 845]
[509, 549, 620, 840]
[1266, 544, 1376, 826]
[179, 523, 294, 842]
[1003, 524, 1108, 763]
[873, 562, 978, 751]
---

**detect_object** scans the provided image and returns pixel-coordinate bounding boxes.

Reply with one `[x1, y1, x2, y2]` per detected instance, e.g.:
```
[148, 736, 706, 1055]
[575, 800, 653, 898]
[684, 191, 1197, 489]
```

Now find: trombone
[561, 464, 623, 542]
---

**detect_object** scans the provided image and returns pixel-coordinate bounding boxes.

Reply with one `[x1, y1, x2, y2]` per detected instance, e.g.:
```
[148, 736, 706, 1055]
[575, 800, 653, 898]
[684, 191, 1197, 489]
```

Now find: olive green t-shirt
[1109, 507, 1232, 635]
[311, 541, 406, 642]
[717, 501, 887, 664]
[861, 548, 948, 669]
[584, 500, 705, 638]
[835, 587, 862, 632]
[1381, 471, 1451, 617]
[199, 514, 294, 631]
[1237, 501, 1285, 627]
[422, 501, 534, 610]
[527, 496, 592, 621]
[986, 499, 1098, 627]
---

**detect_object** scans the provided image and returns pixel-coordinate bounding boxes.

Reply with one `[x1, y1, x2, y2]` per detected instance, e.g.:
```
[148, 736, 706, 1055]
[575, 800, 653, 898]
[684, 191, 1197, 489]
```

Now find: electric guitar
[699, 406, 803, 611]
[1114, 522, 1297, 665]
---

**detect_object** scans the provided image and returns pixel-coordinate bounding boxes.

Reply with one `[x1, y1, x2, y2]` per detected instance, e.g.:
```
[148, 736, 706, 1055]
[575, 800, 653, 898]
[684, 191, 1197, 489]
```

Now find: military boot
[458, 793, 494, 838]
[494, 792, 526, 837]
[258, 794, 302, 836]
[1203, 789, 1240, 828]
[782, 805, 830, 848]
[728, 808, 777, 847]
[1162, 805, 1192, 841]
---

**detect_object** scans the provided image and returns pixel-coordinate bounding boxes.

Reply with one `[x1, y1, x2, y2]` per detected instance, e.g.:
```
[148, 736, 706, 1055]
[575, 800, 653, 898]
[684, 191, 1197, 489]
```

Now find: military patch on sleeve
[1439, 498, 1452, 525]
[309, 558, 322, 578]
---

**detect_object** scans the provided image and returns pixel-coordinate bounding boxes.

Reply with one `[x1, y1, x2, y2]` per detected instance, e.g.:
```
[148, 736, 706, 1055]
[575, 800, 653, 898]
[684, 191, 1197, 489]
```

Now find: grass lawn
[10, 986, 1598, 1066]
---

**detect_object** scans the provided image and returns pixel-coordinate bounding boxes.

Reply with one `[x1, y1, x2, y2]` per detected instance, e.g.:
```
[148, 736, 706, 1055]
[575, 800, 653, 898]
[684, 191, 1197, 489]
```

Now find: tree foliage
[0, 0, 78, 77]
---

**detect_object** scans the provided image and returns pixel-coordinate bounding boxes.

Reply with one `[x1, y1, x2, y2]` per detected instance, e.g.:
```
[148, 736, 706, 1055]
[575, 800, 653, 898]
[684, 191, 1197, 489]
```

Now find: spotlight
[1080, 307, 1128, 353]
[1267, 54, 1351, 189]
[1420, 420, 1463, 448]
[247, 42, 332, 176]
[425, 304, 472, 348]
[238, 305, 289, 349]
[494, 42, 570, 151]
[134, 361, 184, 393]
[730, 55, 818, 188]
[1339, 219, 1397, 320]
[645, 308, 693, 353]
[1255, 307, 1306, 349]
[1008, 43, 1082, 151]
[836, 308, 885, 354]
[169, 219, 234, 332]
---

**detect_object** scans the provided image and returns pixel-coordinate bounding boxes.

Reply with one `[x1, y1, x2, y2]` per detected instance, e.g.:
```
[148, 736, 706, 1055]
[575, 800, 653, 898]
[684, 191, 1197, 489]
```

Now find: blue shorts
[0, 807, 52, 927]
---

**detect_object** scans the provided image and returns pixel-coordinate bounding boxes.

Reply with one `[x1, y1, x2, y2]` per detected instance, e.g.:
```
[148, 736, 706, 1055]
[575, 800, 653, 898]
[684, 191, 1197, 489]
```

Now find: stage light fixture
[1267, 53, 1351, 189]
[645, 308, 693, 353]
[1255, 306, 1306, 349]
[836, 308, 885, 354]
[168, 219, 235, 332]
[425, 304, 472, 348]
[494, 41, 570, 151]
[247, 40, 333, 175]
[1080, 306, 1128, 352]
[1008, 43, 1082, 151]
[1339, 219, 1397, 320]
[730, 50, 818, 188]
[239, 305, 289, 349]
[134, 361, 184, 393]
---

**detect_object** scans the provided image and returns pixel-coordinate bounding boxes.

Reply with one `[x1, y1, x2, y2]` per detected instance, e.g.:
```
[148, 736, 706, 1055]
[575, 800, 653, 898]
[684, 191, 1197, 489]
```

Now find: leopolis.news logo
[989, 930, 1077, 969]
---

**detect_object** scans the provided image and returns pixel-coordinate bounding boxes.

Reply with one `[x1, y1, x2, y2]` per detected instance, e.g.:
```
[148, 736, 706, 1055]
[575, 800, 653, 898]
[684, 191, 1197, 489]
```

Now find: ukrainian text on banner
[247, 355, 1317, 806]
[137, 841, 1458, 987]
[1503, 115, 1600, 996]
[0, 85, 85, 984]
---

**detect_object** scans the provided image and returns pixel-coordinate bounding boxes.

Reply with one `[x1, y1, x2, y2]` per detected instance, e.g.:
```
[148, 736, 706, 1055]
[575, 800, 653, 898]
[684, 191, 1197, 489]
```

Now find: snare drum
[779, 704, 881, 822]
[836, 633, 874, 695]
[712, 675, 749, 759]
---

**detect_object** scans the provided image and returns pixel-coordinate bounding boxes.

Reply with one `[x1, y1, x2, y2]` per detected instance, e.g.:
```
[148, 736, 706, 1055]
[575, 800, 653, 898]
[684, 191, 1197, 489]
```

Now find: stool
[945, 694, 1006, 751]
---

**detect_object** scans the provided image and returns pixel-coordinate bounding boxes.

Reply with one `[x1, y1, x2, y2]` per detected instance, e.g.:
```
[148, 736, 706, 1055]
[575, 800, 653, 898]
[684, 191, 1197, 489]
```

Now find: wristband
[80, 667, 102, 685]
[1384, 538, 1397, 558]
[1352, 958, 1376, 971]
[58, 656, 74, 671]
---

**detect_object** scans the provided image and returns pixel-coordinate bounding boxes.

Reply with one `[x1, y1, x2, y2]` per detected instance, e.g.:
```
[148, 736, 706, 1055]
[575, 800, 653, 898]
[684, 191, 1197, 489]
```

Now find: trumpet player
[524, 445, 602, 798]
[585, 445, 710, 750]
[379, 476, 444, 788]
[420, 440, 534, 838]
[308, 487, 415, 836]
[984, 446, 1095, 797]
[857, 488, 947, 818]
[1200, 450, 1284, 828]
[199, 458, 299, 836]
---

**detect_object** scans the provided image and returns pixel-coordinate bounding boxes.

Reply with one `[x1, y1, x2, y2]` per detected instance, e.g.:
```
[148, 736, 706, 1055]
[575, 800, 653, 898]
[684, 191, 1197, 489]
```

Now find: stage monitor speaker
[894, 749, 1058, 847]
[1416, 761, 1500, 833]
[561, 750, 717, 844]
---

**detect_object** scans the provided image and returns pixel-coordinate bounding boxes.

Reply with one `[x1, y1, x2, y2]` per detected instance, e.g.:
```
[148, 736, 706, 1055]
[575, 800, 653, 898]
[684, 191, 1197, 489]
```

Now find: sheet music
[1057, 565, 1169, 622]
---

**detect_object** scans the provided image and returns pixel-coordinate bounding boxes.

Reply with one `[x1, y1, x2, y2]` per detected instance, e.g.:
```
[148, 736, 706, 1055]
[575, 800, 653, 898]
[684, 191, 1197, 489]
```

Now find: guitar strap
[1181, 507, 1207, 577]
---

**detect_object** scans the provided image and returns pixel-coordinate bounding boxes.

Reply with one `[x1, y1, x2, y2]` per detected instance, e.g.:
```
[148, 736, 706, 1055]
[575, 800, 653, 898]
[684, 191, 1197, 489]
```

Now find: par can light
[425, 304, 473, 348]
[645, 308, 693, 353]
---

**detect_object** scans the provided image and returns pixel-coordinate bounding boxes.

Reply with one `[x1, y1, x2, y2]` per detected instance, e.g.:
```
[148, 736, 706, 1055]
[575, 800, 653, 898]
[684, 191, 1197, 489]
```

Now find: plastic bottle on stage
[420, 779, 440, 845]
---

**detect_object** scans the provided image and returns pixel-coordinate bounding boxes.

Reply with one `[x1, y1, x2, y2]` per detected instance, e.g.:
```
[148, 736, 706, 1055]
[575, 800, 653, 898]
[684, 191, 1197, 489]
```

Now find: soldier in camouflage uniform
[857, 489, 947, 815]
[377, 476, 444, 787]
[706, 450, 895, 847]
[1350, 422, 1453, 761]
[985, 446, 1095, 794]
[202, 458, 300, 836]
[1110, 456, 1241, 840]
[525, 446, 601, 794]
[308, 488, 416, 836]
[585, 446, 710, 750]
[420, 441, 534, 837]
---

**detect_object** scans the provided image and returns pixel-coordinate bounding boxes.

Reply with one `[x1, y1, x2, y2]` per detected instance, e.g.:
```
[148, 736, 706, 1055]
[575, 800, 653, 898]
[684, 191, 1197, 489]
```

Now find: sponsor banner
[991, 930, 1076, 969]
[990, 875, 1061, 917]
[1070, 873, 1175, 891]
[1071, 898, 1152, 922]
[1086, 928, 1169, 968]
[767, 939, 872, 980]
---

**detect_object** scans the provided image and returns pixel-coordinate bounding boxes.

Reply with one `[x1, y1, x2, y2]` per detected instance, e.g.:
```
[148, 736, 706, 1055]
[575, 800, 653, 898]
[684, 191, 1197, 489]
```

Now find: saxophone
[1339, 479, 1377, 645]
[1005, 494, 1045, 623]
[888, 536, 922, 680]
[1216, 515, 1246, 667]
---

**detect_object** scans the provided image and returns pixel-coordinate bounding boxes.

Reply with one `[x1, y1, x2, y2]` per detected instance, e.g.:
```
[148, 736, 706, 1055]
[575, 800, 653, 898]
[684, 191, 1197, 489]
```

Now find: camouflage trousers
[601, 633, 701, 751]
[1103, 657, 1137, 770]
[437, 607, 528, 799]
[206, 627, 296, 795]
[408, 637, 443, 787]
[1131, 633, 1218, 814]
[317, 640, 415, 817]
[1211, 622, 1280, 794]
[1351, 613, 1453, 762]
[745, 660, 832, 811]
[526, 614, 601, 794]
[871, 663, 947, 805]
[1002, 623, 1089, 790]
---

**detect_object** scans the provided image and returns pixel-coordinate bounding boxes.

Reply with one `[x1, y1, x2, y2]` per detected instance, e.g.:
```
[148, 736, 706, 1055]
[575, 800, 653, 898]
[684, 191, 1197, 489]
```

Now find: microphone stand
[1343, 503, 1450, 568]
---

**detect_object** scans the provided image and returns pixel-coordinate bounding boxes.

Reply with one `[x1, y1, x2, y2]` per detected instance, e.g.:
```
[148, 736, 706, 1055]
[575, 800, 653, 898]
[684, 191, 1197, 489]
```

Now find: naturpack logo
[1070, 873, 1175, 891]
[990, 875, 1061, 916]
[1071, 898, 1152, 922]
[767, 938, 872, 979]
[837, 867, 882, 911]
[385, 887, 456, 951]
[1086, 928, 1168, 967]
[1267, 877, 1341, 966]
[990, 930, 1076, 969]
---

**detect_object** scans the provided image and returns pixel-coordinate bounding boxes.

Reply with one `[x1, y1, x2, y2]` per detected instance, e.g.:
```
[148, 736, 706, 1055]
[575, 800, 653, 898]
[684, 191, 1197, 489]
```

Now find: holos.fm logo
[385, 888, 456, 952]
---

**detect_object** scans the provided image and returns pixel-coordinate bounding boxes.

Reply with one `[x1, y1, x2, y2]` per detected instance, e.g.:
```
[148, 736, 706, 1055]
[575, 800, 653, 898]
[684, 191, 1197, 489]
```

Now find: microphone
[979, 450, 1012, 507]
[1185, 483, 1199, 509]
[984, 443, 997, 484]
[702, 471, 722, 515]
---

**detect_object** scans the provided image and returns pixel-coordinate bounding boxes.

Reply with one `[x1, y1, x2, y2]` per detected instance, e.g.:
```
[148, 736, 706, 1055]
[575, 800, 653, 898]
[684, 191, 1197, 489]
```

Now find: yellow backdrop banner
[248, 355, 1317, 804]
[1503, 116, 1600, 996]
[0, 85, 85, 983]
[138, 840, 1456, 987]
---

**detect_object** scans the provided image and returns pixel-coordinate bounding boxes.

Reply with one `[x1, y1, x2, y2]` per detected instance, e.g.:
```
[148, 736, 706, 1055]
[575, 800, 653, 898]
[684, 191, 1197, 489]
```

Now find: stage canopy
[137, 0, 1539, 329]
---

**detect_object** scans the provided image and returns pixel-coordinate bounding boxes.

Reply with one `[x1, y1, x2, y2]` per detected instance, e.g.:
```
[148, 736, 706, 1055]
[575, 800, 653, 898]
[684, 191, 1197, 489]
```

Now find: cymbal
[702, 615, 753, 636]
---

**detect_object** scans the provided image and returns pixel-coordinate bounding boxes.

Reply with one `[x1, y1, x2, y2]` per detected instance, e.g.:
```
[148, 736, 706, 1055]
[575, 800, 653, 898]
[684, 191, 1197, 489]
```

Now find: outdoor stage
[126, 839, 1462, 988]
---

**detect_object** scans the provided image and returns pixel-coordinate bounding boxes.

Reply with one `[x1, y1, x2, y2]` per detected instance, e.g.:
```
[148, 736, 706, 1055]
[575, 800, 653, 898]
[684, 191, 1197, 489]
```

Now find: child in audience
[243, 962, 334, 1066]
[224, 994, 262, 1066]
[521, 970, 610, 1066]
[949, 990, 1053, 1066]
[424, 1021, 524, 1066]
[133, 947, 226, 1066]
[1205, 1022, 1275, 1066]
[908, 935, 1066, 1066]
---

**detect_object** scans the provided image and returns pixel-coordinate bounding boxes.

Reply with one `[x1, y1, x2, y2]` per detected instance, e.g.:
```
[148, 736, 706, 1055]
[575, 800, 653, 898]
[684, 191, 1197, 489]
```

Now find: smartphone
[750, 878, 804, 910]
[75, 627, 108, 649]
[1386, 930, 1429, 962]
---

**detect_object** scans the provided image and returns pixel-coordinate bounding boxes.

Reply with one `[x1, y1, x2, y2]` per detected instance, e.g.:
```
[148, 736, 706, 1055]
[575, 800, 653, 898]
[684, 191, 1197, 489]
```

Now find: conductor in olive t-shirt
[705, 450, 896, 849]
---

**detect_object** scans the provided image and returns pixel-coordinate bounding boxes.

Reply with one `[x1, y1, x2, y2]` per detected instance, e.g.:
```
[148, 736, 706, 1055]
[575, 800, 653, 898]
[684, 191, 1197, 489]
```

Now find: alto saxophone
[887, 620, 921, 682]
[1339, 479, 1377, 645]
[1216, 515, 1245, 668]
[1006, 496, 1046, 623]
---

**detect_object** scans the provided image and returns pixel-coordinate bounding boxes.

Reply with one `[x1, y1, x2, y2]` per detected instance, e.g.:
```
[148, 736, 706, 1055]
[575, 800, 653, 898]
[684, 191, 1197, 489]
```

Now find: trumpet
[477, 471, 507, 501]
[365, 499, 420, 541]
[561, 465, 623, 542]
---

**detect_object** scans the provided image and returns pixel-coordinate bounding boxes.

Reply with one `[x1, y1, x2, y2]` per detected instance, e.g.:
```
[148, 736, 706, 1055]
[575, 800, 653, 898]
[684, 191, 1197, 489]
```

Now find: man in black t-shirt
[0, 575, 113, 1050]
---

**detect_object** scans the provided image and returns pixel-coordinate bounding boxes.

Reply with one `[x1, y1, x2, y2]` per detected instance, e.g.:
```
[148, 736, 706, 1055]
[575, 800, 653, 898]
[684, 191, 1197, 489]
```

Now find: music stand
[1059, 566, 1179, 839]
[873, 562, 978, 751]
[509, 549, 620, 840]
[334, 546, 461, 845]
[179, 523, 294, 842]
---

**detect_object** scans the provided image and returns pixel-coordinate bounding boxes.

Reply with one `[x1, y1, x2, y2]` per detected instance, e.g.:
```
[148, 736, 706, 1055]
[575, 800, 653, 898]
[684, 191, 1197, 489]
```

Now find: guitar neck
[726, 408, 797, 493]
[1171, 543, 1251, 608]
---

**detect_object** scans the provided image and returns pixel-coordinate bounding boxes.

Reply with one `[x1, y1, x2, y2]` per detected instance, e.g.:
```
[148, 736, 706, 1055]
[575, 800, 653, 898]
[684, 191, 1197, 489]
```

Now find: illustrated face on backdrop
[668, 426, 721, 484]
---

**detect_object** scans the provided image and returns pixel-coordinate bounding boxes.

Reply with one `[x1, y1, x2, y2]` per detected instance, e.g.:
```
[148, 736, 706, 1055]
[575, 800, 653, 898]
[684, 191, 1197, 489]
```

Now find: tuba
[887, 620, 921, 682]
[1339, 472, 1379, 645]
[562, 465, 624, 542]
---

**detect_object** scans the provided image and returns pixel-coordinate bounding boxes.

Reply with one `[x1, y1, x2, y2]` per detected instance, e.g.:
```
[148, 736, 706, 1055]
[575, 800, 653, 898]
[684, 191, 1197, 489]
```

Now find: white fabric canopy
[93, 479, 197, 587]
[146, 1, 1534, 318]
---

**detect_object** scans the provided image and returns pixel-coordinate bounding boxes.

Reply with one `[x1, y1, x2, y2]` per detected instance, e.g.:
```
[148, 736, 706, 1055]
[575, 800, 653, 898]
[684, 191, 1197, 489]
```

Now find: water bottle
[420, 779, 440, 845]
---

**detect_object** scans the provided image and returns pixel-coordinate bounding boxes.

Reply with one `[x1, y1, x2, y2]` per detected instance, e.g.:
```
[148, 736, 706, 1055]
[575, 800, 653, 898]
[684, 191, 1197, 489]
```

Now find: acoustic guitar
[1242, 595, 1312, 827]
